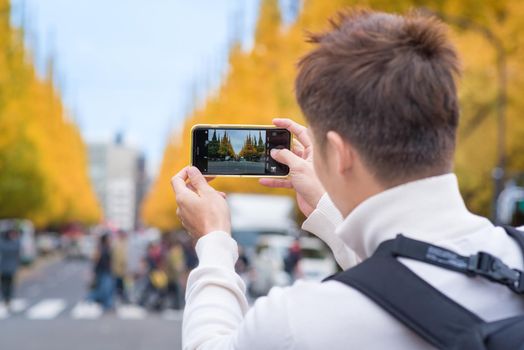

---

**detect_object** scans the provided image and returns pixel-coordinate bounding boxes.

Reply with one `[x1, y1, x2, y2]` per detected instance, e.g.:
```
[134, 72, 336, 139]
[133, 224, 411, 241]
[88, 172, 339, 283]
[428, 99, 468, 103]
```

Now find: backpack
[324, 226, 524, 350]
[150, 269, 168, 290]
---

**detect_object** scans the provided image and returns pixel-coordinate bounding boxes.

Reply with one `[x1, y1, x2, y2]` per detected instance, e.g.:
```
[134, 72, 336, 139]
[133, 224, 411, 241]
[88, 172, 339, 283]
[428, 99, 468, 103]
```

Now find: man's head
[295, 9, 461, 215]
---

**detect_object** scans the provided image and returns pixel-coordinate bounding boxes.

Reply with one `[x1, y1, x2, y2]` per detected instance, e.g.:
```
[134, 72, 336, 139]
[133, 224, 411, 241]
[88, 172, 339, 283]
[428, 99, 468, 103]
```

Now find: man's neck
[335, 173, 492, 259]
[336, 169, 453, 217]
[334, 172, 385, 218]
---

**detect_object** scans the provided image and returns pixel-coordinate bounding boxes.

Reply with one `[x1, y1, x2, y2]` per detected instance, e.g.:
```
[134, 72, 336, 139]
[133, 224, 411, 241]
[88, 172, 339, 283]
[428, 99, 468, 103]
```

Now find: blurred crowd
[0, 218, 334, 314]
[87, 230, 197, 312]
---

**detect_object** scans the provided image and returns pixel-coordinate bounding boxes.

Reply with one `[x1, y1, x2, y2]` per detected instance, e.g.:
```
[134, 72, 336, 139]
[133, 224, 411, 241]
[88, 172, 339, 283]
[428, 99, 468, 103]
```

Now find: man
[172, 10, 524, 350]
[0, 227, 21, 311]
[111, 230, 129, 304]
[283, 238, 301, 280]
[88, 233, 114, 311]
[165, 239, 185, 310]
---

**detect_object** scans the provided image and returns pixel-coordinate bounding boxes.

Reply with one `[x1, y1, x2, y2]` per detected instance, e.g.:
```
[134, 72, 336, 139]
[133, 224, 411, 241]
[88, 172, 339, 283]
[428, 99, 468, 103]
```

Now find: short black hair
[296, 9, 461, 184]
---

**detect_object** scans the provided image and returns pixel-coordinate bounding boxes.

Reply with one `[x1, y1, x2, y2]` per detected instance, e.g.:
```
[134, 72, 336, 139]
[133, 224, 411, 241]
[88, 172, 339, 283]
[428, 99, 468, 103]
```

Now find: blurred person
[283, 238, 301, 280]
[137, 242, 157, 305]
[235, 247, 253, 294]
[87, 233, 114, 311]
[172, 9, 524, 350]
[182, 237, 198, 270]
[165, 240, 185, 310]
[0, 228, 21, 310]
[111, 230, 129, 304]
[139, 263, 169, 310]
[138, 241, 167, 309]
[146, 241, 163, 270]
[150, 259, 169, 310]
[180, 237, 198, 289]
[234, 246, 250, 275]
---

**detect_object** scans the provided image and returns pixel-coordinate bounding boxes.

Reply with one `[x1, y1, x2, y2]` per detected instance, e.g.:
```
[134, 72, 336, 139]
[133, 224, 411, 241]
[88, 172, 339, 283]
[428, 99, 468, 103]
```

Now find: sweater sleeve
[183, 231, 295, 350]
[301, 193, 360, 269]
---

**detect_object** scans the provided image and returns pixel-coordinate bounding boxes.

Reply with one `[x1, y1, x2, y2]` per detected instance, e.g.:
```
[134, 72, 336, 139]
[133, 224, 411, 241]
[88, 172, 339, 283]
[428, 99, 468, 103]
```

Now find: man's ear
[326, 131, 353, 175]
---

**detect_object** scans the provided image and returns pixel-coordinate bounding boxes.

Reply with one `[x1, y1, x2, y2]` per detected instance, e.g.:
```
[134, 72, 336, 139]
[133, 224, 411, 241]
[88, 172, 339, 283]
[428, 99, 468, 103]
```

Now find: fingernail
[270, 149, 278, 157]
[188, 166, 199, 176]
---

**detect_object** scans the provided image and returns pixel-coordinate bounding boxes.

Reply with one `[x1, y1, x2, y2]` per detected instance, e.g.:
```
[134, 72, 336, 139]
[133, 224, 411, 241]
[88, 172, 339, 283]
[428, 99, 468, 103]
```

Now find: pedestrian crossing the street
[0, 298, 184, 321]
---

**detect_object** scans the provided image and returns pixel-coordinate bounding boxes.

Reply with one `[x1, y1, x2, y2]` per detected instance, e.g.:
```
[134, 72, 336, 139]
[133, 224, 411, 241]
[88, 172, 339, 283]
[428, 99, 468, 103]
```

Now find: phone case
[190, 124, 292, 178]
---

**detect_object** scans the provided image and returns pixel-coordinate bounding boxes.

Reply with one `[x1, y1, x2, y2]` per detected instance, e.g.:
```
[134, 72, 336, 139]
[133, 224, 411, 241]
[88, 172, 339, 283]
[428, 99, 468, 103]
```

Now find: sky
[10, 0, 262, 175]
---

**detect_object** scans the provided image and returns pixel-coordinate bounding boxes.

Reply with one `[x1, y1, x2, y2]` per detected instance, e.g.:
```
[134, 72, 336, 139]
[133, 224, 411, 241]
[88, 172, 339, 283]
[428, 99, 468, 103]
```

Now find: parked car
[64, 234, 96, 260]
[297, 238, 338, 281]
[36, 232, 60, 255]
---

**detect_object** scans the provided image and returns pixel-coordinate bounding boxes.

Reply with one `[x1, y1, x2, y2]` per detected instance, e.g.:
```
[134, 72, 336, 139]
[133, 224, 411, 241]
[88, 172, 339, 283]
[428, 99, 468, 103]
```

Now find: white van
[249, 234, 337, 296]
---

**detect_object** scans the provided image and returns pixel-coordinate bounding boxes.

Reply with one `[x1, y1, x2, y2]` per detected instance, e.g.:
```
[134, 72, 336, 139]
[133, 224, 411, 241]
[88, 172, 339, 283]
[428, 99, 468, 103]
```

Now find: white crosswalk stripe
[71, 301, 103, 319]
[11, 298, 28, 313]
[0, 298, 183, 321]
[116, 304, 147, 320]
[0, 304, 9, 319]
[26, 299, 67, 320]
[0, 298, 29, 319]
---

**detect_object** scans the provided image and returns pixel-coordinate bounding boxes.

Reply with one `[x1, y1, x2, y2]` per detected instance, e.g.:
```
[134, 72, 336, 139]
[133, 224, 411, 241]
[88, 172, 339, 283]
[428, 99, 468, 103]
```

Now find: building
[88, 134, 147, 231]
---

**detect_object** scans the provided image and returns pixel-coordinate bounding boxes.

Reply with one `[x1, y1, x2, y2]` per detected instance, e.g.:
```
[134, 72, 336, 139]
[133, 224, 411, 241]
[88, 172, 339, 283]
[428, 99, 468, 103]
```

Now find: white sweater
[182, 174, 524, 349]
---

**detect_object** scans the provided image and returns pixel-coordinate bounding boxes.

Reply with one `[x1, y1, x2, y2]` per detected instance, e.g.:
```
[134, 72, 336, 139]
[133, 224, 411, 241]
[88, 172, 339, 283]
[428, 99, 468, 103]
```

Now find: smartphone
[191, 124, 291, 177]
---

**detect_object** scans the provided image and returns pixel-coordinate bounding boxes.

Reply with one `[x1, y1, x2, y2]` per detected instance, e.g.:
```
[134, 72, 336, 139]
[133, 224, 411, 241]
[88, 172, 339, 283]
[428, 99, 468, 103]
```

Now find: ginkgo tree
[144, 0, 524, 231]
[0, 0, 101, 228]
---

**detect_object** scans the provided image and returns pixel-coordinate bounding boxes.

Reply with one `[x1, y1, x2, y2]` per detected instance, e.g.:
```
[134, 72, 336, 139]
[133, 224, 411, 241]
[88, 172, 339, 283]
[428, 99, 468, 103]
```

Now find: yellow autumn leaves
[143, 0, 524, 231]
[0, 0, 100, 228]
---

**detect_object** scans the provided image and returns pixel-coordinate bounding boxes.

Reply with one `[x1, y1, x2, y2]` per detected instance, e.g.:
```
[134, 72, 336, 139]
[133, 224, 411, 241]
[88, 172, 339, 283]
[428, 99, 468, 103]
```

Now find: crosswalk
[0, 298, 183, 321]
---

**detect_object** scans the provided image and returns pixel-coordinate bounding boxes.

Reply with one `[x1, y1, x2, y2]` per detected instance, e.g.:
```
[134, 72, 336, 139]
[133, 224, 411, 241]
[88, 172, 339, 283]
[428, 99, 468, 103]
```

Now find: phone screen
[192, 126, 291, 176]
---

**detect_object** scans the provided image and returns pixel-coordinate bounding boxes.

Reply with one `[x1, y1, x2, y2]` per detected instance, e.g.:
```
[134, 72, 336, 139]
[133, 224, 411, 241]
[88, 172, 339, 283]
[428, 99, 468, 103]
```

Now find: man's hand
[259, 118, 325, 217]
[171, 166, 231, 239]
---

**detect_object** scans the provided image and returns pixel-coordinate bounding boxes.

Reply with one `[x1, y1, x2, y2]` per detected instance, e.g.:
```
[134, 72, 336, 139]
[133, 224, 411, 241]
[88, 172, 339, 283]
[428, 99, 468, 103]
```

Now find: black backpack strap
[390, 234, 524, 294]
[325, 240, 485, 349]
[502, 226, 524, 293]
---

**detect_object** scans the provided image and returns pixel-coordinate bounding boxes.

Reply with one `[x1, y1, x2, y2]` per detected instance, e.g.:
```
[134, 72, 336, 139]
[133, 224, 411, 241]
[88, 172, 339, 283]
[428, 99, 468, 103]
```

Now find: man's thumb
[270, 148, 298, 167]
[187, 166, 210, 192]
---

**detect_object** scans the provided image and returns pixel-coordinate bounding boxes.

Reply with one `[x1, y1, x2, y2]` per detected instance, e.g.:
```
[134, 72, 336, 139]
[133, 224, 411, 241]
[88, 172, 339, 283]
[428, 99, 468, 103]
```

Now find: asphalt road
[208, 160, 266, 174]
[0, 257, 183, 350]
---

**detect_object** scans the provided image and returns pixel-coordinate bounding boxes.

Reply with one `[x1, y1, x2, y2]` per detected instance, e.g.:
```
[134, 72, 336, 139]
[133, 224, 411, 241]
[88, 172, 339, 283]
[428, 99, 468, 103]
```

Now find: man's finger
[272, 118, 312, 149]
[259, 178, 293, 189]
[171, 167, 192, 195]
[270, 148, 302, 168]
[187, 166, 212, 193]
[187, 176, 215, 192]
[292, 139, 305, 158]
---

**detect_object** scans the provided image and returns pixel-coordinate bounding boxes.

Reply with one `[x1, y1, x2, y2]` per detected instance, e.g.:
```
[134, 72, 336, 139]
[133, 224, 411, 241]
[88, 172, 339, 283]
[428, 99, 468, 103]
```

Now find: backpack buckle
[468, 252, 523, 293]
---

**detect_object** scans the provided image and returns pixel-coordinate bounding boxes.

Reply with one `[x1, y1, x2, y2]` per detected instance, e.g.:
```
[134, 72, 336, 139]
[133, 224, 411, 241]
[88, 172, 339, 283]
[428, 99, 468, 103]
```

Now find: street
[208, 160, 265, 174]
[0, 257, 183, 350]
